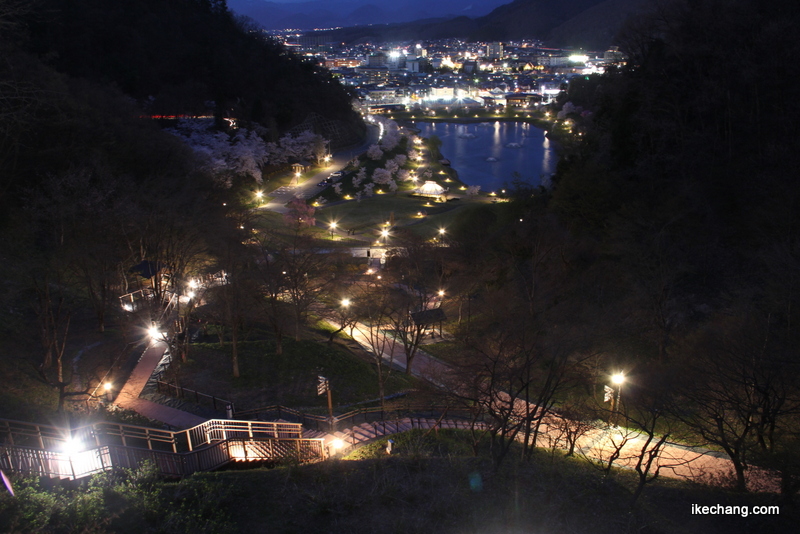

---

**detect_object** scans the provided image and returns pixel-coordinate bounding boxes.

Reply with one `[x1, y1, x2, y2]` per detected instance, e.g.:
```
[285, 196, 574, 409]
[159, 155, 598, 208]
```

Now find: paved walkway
[326, 315, 779, 492]
[113, 341, 205, 429]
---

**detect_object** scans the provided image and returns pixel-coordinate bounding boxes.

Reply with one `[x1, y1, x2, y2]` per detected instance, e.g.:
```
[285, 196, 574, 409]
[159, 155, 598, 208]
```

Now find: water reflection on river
[410, 121, 555, 193]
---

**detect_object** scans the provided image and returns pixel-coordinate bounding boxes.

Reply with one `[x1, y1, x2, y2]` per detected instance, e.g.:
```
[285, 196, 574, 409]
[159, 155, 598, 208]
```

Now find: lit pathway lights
[329, 221, 337, 240]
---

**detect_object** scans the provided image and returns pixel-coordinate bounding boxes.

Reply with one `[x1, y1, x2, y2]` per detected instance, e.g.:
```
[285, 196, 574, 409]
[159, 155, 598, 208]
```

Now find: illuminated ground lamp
[328, 438, 345, 457]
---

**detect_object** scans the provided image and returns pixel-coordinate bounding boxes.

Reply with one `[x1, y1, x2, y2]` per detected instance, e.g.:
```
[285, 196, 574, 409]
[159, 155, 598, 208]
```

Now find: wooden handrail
[0, 436, 325, 480]
[0, 417, 305, 456]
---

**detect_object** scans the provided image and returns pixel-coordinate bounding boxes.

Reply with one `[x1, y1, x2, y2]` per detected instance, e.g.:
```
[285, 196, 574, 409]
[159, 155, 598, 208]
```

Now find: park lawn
[170, 337, 417, 412]
[190, 435, 791, 534]
[418, 340, 467, 367]
[315, 192, 491, 240]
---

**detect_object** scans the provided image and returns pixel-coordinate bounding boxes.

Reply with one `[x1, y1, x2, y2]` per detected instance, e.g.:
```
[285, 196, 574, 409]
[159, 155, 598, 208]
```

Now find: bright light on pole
[610, 373, 625, 422]
[103, 382, 113, 403]
[329, 222, 337, 239]
[381, 229, 389, 244]
[341, 298, 351, 307]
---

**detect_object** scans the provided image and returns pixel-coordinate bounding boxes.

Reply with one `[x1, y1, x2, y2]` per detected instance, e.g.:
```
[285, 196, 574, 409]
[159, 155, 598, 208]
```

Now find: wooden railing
[0, 417, 324, 480]
[155, 379, 234, 414]
[233, 404, 490, 433]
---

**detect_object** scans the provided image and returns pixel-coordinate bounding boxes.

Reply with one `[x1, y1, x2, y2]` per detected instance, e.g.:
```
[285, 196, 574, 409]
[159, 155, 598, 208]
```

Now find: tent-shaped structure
[414, 181, 446, 198]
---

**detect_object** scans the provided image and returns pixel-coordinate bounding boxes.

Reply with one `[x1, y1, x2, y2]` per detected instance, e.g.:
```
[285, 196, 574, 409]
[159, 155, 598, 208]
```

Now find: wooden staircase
[0, 418, 325, 480]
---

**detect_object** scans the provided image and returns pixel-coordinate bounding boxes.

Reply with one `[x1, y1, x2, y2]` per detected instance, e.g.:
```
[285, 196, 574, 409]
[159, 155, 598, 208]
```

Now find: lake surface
[410, 121, 556, 193]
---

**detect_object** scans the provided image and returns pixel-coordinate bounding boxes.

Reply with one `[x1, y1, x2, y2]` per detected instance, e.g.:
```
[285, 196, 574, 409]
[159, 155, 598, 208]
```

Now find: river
[409, 120, 556, 193]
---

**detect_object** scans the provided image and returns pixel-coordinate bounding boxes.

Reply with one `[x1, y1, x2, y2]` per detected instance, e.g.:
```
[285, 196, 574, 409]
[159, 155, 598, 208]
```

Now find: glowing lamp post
[606, 373, 625, 423]
[381, 228, 389, 244]
[103, 382, 113, 403]
[329, 222, 337, 240]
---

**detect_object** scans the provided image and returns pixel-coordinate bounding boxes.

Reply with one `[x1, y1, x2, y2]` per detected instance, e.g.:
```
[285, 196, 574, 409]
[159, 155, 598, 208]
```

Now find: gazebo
[414, 180, 446, 199]
[410, 308, 447, 339]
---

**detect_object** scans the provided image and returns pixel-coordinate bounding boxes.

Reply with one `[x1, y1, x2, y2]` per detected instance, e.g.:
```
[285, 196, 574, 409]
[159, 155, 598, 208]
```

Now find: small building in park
[413, 180, 446, 200]
[410, 307, 447, 339]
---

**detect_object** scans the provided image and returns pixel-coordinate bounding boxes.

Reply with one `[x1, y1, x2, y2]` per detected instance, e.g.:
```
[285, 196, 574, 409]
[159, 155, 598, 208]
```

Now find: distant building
[368, 52, 388, 68]
[324, 57, 362, 69]
[356, 66, 390, 84]
[486, 42, 503, 60]
[405, 57, 429, 73]
[429, 87, 455, 99]
[462, 60, 480, 74]
[604, 46, 626, 65]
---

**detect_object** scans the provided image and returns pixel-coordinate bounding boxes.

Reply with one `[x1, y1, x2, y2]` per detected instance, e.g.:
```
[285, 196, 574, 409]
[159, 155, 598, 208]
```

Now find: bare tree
[350, 274, 401, 409]
[677, 314, 800, 492]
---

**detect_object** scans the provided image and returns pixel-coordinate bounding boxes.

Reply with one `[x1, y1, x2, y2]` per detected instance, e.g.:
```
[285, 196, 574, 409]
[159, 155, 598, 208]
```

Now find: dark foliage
[25, 0, 360, 130]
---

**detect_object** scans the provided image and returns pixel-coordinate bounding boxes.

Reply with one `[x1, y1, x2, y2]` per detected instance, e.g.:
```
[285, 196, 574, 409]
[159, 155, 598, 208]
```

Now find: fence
[155, 379, 234, 414]
[0, 417, 324, 480]
[233, 403, 491, 434]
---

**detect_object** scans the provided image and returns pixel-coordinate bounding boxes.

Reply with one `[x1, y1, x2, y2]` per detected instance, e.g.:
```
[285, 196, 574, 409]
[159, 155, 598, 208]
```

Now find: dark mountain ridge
[314, 0, 650, 50]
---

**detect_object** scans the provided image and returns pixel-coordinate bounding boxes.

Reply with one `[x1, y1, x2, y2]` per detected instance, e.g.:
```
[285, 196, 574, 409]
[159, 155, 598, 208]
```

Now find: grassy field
[418, 340, 466, 367]
[167, 336, 417, 413]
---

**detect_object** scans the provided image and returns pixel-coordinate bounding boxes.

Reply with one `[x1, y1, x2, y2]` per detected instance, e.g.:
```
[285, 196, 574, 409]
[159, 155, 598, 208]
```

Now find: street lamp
[103, 382, 113, 403]
[609, 373, 625, 420]
[381, 229, 389, 244]
[329, 222, 337, 240]
[341, 298, 351, 308]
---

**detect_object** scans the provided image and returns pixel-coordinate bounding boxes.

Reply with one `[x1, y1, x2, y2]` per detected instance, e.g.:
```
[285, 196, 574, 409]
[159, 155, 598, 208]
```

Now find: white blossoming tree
[367, 144, 384, 161]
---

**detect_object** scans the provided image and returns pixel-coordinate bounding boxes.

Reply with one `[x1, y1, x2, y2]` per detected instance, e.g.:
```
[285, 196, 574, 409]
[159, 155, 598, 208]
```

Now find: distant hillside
[25, 0, 362, 133]
[228, 0, 512, 30]
[0, 0, 364, 206]
[316, 0, 651, 50]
